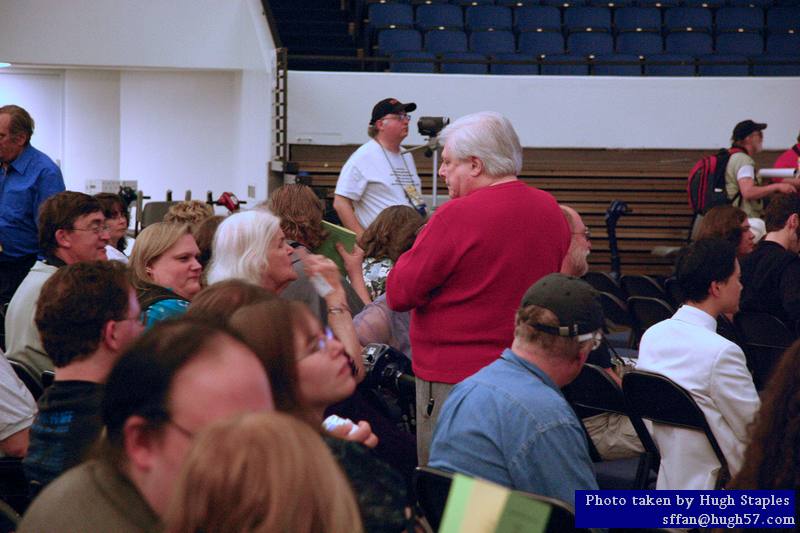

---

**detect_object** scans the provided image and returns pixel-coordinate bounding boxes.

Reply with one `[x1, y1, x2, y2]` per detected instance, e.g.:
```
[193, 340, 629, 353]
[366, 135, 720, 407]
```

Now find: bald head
[559, 205, 591, 277]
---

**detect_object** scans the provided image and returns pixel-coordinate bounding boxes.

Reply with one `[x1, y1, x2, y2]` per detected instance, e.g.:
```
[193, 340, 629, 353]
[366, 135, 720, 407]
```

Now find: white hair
[439, 111, 523, 178]
[205, 209, 281, 286]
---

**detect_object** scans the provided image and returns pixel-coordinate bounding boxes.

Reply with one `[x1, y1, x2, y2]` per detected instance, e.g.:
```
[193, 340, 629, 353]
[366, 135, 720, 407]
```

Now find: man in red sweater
[386, 111, 569, 464]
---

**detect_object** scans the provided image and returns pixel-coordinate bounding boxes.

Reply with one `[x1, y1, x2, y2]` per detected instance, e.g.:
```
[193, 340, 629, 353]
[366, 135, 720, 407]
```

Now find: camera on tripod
[360, 343, 416, 434]
[417, 116, 450, 138]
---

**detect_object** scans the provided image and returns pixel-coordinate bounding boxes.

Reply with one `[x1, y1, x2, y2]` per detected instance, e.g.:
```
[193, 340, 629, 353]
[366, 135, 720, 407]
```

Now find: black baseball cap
[370, 98, 417, 125]
[732, 120, 767, 142]
[520, 274, 604, 337]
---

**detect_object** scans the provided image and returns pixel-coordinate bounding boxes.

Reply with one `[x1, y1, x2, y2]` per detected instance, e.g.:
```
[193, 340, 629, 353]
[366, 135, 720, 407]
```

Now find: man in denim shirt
[0, 105, 64, 306]
[429, 274, 600, 506]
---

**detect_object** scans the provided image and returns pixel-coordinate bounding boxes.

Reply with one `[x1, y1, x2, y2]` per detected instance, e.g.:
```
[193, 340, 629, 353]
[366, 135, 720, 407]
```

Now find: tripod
[403, 135, 442, 209]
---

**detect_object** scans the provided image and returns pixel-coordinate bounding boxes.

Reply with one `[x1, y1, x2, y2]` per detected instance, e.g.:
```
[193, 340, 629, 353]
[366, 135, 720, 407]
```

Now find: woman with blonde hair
[165, 412, 363, 533]
[129, 222, 202, 326]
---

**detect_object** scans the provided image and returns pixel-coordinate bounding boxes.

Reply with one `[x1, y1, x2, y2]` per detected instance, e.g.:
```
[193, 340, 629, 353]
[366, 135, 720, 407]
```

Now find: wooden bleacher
[291, 145, 782, 276]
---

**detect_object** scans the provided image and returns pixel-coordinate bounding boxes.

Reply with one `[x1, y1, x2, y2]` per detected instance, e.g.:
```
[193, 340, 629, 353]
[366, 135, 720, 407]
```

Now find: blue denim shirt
[429, 348, 598, 506]
[0, 144, 65, 260]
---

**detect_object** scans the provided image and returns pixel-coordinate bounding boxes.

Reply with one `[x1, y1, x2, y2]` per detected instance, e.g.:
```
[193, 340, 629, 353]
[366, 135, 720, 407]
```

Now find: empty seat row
[389, 50, 800, 75]
[368, 4, 800, 34]
[363, 0, 797, 8]
[377, 27, 800, 55]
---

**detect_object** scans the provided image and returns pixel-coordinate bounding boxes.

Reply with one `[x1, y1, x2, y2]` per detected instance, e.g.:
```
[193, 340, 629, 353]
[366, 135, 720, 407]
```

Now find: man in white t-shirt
[334, 98, 425, 237]
[724, 119, 798, 219]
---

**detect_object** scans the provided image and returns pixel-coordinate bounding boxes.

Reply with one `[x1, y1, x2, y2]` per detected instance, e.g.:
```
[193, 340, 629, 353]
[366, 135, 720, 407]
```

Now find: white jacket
[636, 305, 760, 490]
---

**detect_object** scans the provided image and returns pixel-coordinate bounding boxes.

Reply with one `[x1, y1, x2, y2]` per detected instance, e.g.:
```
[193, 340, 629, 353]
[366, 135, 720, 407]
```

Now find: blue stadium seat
[716, 32, 764, 55]
[728, 0, 773, 6]
[773, 0, 800, 6]
[637, 0, 679, 8]
[450, 0, 494, 6]
[541, 53, 590, 74]
[682, 0, 724, 8]
[665, 31, 713, 54]
[752, 54, 800, 75]
[425, 29, 469, 52]
[440, 51, 489, 72]
[616, 32, 664, 55]
[593, 53, 642, 75]
[465, 5, 514, 30]
[614, 7, 661, 33]
[469, 29, 517, 53]
[495, 0, 539, 6]
[377, 28, 423, 54]
[664, 8, 712, 33]
[697, 54, 750, 75]
[541, 0, 588, 7]
[514, 6, 562, 32]
[490, 52, 540, 73]
[518, 31, 566, 55]
[586, 0, 636, 7]
[390, 51, 437, 71]
[766, 7, 800, 32]
[568, 31, 614, 55]
[716, 7, 765, 33]
[564, 7, 612, 32]
[413, 0, 450, 4]
[368, 3, 415, 32]
[416, 4, 464, 30]
[644, 53, 695, 75]
[767, 32, 800, 54]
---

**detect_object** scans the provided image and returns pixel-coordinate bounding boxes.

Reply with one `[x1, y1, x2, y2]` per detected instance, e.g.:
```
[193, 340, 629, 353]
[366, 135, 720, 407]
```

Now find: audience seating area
[272, 0, 800, 74]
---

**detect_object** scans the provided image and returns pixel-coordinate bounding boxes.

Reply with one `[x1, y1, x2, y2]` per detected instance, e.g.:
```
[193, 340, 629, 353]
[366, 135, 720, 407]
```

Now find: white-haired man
[386, 112, 570, 464]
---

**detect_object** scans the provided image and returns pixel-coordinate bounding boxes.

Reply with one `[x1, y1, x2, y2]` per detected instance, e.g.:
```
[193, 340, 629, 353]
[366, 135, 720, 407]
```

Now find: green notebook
[314, 220, 357, 276]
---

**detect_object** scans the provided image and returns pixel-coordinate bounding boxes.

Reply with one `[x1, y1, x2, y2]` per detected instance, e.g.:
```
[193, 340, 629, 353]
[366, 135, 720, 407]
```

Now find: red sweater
[386, 180, 569, 383]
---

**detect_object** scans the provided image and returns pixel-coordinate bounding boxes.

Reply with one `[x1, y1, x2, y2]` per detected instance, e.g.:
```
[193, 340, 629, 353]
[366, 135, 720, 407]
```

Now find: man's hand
[775, 182, 796, 194]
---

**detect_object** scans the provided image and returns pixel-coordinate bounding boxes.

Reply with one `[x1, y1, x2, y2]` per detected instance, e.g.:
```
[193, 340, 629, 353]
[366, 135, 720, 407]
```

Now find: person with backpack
[724, 120, 796, 219]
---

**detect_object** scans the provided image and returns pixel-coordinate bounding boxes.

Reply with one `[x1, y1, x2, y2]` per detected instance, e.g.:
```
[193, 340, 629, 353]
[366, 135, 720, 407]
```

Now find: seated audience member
[24, 261, 143, 491]
[94, 192, 134, 263]
[350, 206, 424, 358]
[229, 300, 412, 533]
[129, 222, 202, 327]
[18, 318, 273, 533]
[0, 356, 36, 457]
[729, 340, 800, 494]
[740, 194, 800, 325]
[206, 209, 365, 378]
[429, 274, 601, 506]
[773, 129, 800, 171]
[267, 185, 366, 316]
[353, 205, 424, 301]
[165, 412, 363, 533]
[192, 214, 224, 272]
[695, 205, 756, 258]
[5, 191, 109, 376]
[637, 238, 760, 490]
[162, 200, 214, 229]
[559, 205, 644, 461]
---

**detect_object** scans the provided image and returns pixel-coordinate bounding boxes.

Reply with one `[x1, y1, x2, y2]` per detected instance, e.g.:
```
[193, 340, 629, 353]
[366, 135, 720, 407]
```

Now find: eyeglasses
[577, 330, 603, 351]
[573, 229, 591, 239]
[167, 418, 195, 439]
[71, 223, 110, 235]
[384, 113, 411, 122]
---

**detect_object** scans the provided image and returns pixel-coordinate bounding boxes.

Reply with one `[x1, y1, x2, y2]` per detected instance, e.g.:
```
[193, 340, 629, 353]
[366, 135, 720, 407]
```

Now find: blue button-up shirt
[0, 144, 65, 261]
[429, 348, 598, 506]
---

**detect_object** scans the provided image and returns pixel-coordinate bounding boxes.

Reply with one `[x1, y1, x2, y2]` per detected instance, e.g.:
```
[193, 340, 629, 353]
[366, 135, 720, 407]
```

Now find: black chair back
[8, 360, 43, 400]
[663, 277, 684, 308]
[583, 271, 627, 301]
[563, 364, 659, 489]
[414, 466, 588, 532]
[734, 311, 795, 390]
[598, 292, 632, 328]
[627, 297, 674, 348]
[622, 370, 730, 489]
[621, 274, 667, 300]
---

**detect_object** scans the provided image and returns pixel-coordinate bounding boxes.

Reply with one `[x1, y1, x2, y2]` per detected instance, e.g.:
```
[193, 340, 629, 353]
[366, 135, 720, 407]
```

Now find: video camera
[417, 116, 450, 138]
[361, 343, 416, 434]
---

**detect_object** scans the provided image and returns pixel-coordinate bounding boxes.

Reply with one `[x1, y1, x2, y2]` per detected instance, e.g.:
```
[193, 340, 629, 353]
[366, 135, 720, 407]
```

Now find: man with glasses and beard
[334, 98, 425, 238]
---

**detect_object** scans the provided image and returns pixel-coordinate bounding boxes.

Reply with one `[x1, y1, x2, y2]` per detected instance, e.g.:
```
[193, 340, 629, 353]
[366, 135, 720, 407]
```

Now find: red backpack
[687, 147, 744, 215]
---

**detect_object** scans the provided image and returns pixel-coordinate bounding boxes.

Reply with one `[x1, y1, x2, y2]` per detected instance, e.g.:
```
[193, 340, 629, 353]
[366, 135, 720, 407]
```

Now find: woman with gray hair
[206, 208, 366, 379]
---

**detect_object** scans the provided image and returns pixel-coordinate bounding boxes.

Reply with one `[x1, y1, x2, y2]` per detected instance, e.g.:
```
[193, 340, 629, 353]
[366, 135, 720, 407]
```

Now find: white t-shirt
[335, 140, 422, 229]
